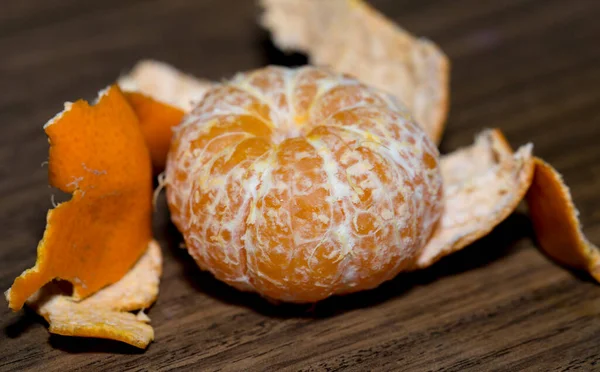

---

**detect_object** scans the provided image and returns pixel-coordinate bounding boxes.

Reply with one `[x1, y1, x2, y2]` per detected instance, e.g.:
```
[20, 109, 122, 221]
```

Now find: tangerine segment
[26, 241, 162, 349]
[526, 158, 600, 280]
[124, 92, 185, 170]
[6, 85, 153, 311]
[260, 0, 450, 144]
[167, 111, 274, 232]
[413, 130, 535, 269]
[166, 66, 443, 302]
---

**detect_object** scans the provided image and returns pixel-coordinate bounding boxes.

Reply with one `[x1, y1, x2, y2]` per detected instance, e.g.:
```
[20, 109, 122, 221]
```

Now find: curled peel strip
[526, 158, 600, 279]
[6, 86, 160, 349]
[6, 86, 153, 311]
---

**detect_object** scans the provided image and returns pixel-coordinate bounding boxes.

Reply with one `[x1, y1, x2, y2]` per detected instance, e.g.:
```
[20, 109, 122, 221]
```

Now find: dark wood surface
[2, 1, 600, 371]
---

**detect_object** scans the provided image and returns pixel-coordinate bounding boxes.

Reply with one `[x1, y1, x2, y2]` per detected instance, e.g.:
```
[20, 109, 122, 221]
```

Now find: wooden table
[2, 1, 600, 370]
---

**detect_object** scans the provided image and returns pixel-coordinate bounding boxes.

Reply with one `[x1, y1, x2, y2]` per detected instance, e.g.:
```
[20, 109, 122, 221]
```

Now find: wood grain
[1, 1, 600, 371]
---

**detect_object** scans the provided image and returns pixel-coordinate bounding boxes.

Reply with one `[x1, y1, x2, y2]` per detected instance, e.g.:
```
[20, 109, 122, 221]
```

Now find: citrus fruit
[165, 66, 443, 302]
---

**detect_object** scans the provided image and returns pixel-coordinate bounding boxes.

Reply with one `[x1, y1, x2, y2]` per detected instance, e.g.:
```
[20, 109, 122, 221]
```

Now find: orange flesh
[6, 85, 153, 311]
[166, 66, 443, 302]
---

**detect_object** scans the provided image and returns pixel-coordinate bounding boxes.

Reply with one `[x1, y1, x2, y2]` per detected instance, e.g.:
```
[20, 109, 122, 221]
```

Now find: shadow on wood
[49, 335, 146, 355]
[256, 30, 308, 68]
[4, 308, 45, 339]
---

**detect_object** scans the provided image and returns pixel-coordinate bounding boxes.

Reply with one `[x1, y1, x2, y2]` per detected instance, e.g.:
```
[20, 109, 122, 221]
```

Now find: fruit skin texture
[7, 85, 153, 311]
[166, 66, 443, 303]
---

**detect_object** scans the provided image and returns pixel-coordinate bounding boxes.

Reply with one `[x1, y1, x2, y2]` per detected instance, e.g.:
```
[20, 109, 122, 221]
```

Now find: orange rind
[69, 240, 163, 311]
[124, 92, 185, 170]
[526, 158, 600, 280]
[414, 129, 535, 268]
[5, 85, 159, 349]
[118, 60, 213, 170]
[260, 0, 450, 144]
[6, 85, 153, 311]
[27, 241, 162, 349]
[118, 59, 213, 111]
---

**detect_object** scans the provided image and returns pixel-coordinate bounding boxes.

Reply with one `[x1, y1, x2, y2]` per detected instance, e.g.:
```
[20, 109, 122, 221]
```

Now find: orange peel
[526, 158, 600, 280]
[260, 0, 450, 144]
[27, 241, 162, 349]
[414, 129, 535, 268]
[118, 60, 213, 170]
[6, 85, 153, 311]
[124, 92, 185, 170]
[118, 59, 213, 111]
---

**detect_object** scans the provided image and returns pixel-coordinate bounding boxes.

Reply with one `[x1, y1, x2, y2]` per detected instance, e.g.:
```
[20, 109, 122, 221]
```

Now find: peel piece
[414, 129, 535, 269]
[526, 158, 600, 280]
[124, 92, 185, 170]
[27, 241, 162, 349]
[72, 240, 163, 311]
[6, 85, 153, 311]
[118, 60, 213, 111]
[119, 60, 213, 170]
[260, 0, 450, 144]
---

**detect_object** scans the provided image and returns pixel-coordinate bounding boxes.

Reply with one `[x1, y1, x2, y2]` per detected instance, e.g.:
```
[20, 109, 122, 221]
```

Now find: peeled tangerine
[163, 66, 506, 302]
